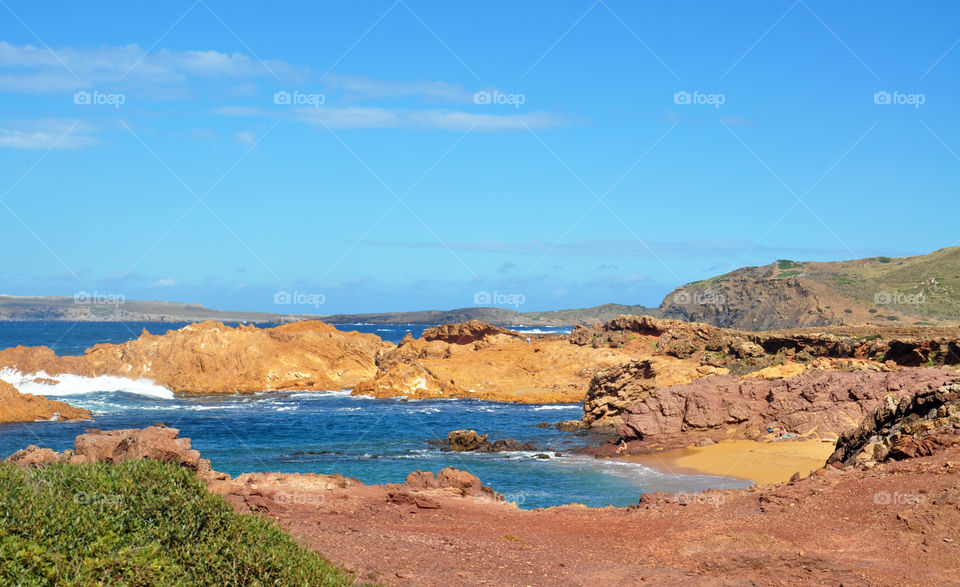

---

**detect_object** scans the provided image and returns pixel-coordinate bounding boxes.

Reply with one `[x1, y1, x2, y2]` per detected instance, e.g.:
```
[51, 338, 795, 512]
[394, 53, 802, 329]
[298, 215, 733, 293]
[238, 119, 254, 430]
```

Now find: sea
[0, 321, 750, 509]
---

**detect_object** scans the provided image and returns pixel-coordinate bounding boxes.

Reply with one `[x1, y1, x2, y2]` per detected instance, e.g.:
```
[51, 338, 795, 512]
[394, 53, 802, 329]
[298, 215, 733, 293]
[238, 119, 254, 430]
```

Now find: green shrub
[0, 460, 355, 586]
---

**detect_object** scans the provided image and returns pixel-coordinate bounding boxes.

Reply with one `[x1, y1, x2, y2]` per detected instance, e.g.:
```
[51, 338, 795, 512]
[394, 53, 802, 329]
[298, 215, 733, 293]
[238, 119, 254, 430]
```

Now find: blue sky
[0, 1, 958, 314]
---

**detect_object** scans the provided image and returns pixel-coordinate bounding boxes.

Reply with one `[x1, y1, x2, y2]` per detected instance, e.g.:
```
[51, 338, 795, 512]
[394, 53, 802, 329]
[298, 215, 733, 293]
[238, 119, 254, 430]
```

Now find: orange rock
[0, 321, 391, 394]
[0, 380, 90, 423]
[742, 362, 808, 380]
[353, 322, 639, 403]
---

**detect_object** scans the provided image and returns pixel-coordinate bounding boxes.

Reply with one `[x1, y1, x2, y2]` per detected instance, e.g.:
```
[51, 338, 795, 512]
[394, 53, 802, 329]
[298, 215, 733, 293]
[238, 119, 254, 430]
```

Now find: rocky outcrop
[582, 358, 729, 427]
[828, 383, 960, 467]
[659, 275, 840, 330]
[7, 425, 226, 481]
[0, 321, 391, 394]
[443, 429, 537, 452]
[421, 320, 520, 344]
[7, 426, 502, 520]
[354, 321, 635, 402]
[574, 314, 960, 368]
[615, 368, 960, 450]
[0, 380, 90, 423]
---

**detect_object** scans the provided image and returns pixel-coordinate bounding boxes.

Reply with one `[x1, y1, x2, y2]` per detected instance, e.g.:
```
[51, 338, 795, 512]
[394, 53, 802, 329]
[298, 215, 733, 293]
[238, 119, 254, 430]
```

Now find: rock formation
[353, 321, 635, 402]
[612, 368, 960, 451]
[0, 379, 90, 423]
[582, 358, 729, 427]
[0, 320, 391, 394]
[443, 429, 537, 452]
[828, 382, 960, 467]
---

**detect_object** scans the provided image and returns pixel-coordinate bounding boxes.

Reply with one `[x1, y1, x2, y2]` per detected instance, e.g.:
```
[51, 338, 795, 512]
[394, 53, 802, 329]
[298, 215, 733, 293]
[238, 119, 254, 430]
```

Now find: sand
[622, 438, 838, 485]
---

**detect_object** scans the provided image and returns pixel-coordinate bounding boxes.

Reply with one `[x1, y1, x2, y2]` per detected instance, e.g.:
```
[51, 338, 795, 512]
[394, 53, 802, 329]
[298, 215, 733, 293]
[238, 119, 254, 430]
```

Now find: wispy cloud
[0, 119, 98, 150]
[323, 74, 474, 103]
[0, 41, 304, 94]
[217, 105, 566, 132]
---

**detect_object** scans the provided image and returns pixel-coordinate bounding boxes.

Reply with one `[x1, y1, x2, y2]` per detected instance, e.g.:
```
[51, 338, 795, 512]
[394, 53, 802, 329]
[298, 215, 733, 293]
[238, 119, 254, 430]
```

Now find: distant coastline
[0, 296, 647, 327]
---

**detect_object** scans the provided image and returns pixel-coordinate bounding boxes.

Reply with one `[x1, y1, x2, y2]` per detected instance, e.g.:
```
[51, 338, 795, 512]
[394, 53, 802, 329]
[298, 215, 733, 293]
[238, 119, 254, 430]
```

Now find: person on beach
[616, 439, 628, 454]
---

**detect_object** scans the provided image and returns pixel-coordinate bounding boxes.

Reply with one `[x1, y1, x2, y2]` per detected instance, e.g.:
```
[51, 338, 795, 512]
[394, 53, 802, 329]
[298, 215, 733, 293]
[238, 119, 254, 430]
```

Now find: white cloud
[150, 278, 176, 287]
[0, 119, 98, 150]
[234, 131, 256, 145]
[218, 105, 566, 132]
[0, 41, 303, 94]
[323, 74, 474, 103]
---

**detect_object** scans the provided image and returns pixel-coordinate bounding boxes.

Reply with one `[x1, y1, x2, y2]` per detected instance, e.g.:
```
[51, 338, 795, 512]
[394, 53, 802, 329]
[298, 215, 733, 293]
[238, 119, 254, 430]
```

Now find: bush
[0, 460, 355, 586]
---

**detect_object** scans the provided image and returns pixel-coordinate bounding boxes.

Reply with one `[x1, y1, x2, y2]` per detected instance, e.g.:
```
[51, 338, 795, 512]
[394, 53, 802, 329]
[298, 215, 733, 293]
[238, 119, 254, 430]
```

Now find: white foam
[514, 328, 572, 334]
[0, 368, 174, 399]
[532, 405, 580, 411]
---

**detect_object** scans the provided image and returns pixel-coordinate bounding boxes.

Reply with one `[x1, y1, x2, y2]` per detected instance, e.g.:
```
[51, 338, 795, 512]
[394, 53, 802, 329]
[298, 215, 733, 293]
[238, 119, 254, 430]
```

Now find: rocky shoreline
[8, 379, 960, 586]
[2, 315, 959, 431]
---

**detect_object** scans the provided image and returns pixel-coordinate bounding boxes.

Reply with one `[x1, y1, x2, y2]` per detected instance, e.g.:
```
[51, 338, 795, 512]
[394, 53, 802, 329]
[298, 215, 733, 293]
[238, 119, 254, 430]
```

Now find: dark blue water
[0, 322, 749, 508]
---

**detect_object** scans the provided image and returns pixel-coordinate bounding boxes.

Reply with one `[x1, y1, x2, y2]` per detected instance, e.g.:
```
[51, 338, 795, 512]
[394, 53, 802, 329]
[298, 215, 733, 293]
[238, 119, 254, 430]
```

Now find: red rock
[436, 467, 483, 496]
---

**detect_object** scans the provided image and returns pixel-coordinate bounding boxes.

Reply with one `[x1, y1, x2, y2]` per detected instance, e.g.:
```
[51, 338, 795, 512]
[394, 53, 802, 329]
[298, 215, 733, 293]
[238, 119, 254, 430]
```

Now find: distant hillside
[0, 296, 648, 327]
[319, 304, 651, 326]
[0, 296, 300, 323]
[658, 247, 960, 330]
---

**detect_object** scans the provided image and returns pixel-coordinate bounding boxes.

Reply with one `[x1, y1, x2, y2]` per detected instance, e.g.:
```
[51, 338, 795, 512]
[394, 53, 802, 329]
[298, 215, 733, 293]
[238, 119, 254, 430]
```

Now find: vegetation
[0, 460, 355, 586]
[776, 260, 803, 270]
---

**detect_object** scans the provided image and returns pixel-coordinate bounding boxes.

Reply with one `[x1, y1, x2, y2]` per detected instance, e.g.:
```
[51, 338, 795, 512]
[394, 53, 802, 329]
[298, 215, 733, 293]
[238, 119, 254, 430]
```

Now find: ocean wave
[513, 328, 572, 334]
[0, 368, 174, 399]
[532, 405, 580, 411]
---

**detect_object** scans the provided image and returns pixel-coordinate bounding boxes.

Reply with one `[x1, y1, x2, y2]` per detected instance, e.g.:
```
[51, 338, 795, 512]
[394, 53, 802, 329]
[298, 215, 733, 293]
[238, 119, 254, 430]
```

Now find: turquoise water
[0, 322, 750, 508]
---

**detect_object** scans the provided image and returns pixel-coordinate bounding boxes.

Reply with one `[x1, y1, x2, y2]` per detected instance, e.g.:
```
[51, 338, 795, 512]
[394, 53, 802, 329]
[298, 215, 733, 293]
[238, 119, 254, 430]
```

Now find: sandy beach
[621, 438, 838, 485]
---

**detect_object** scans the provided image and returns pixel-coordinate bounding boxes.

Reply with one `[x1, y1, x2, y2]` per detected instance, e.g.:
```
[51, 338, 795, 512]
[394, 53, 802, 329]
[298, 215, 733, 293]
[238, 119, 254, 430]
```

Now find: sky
[0, 1, 958, 314]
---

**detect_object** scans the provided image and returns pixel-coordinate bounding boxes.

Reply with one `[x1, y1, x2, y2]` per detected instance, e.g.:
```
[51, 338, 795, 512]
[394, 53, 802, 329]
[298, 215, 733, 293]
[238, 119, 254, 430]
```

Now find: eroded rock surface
[829, 382, 960, 467]
[0, 379, 90, 423]
[0, 321, 391, 394]
[613, 368, 960, 450]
